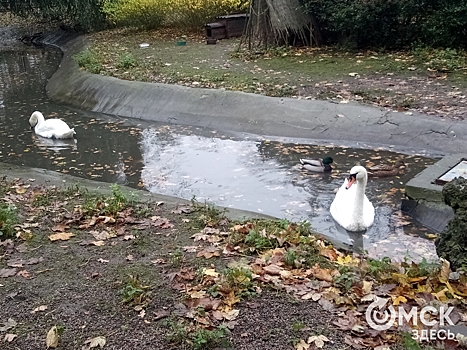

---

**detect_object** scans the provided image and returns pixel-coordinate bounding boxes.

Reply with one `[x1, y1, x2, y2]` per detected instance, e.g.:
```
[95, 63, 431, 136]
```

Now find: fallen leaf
[222, 309, 239, 320]
[190, 290, 207, 299]
[31, 305, 48, 314]
[46, 326, 59, 348]
[4, 333, 17, 342]
[84, 335, 106, 348]
[262, 264, 283, 275]
[196, 246, 220, 259]
[308, 334, 330, 348]
[0, 318, 17, 332]
[15, 187, 27, 194]
[90, 230, 111, 241]
[295, 339, 310, 350]
[203, 268, 219, 277]
[17, 270, 32, 279]
[0, 268, 17, 278]
[48, 232, 75, 241]
[51, 224, 70, 232]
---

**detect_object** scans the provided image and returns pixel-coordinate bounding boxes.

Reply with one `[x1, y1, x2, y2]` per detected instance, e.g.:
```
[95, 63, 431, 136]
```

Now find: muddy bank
[38, 31, 466, 157]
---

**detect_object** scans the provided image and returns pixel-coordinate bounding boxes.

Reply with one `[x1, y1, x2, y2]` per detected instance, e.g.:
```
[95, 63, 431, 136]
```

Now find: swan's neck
[32, 112, 45, 126]
[352, 177, 367, 223]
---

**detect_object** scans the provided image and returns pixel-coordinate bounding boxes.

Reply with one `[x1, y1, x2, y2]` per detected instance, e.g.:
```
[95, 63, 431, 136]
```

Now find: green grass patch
[0, 203, 17, 239]
[73, 49, 104, 74]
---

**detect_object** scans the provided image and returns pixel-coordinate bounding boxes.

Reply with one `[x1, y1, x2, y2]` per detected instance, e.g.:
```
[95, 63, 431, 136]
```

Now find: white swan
[330, 165, 375, 232]
[29, 111, 76, 139]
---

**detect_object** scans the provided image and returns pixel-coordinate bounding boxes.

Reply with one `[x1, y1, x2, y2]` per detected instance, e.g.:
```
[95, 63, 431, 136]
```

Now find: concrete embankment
[40, 31, 466, 157]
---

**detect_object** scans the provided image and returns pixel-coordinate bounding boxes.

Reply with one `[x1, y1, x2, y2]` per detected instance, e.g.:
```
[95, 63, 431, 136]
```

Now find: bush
[103, 0, 167, 29]
[301, 0, 467, 50]
[164, 0, 248, 30]
[0, 0, 107, 31]
[103, 0, 248, 30]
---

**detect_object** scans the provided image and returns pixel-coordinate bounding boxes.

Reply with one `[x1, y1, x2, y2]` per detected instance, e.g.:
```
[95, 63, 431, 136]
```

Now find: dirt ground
[85, 28, 467, 121]
[0, 181, 354, 350]
[1, 179, 465, 350]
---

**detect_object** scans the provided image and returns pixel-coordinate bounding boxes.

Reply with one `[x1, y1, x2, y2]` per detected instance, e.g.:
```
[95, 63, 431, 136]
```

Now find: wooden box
[205, 22, 226, 40]
[215, 14, 248, 38]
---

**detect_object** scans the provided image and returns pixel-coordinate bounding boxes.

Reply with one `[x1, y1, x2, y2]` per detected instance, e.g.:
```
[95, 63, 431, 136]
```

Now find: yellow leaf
[48, 232, 75, 241]
[362, 280, 373, 295]
[203, 268, 219, 278]
[408, 276, 427, 283]
[392, 295, 407, 305]
[189, 290, 206, 299]
[224, 290, 240, 307]
[439, 258, 451, 283]
[308, 335, 330, 348]
[46, 326, 59, 348]
[15, 187, 27, 194]
[336, 255, 359, 266]
[432, 287, 449, 302]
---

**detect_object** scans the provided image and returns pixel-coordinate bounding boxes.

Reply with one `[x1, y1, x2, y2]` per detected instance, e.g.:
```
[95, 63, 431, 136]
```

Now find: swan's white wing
[363, 195, 375, 227]
[330, 179, 375, 231]
[35, 119, 75, 139]
[330, 179, 356, 229]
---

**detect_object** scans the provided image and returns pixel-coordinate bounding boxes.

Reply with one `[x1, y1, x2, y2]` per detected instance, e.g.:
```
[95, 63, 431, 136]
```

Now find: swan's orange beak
[345, 174, 356, 189]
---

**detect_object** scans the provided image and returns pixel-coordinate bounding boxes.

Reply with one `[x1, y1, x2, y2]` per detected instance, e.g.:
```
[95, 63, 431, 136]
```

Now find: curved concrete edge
[40, 31, 467, 156]
[0, 161, 274, 222]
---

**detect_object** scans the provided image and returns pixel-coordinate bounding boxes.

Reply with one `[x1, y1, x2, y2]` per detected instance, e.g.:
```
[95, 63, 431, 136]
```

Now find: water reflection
[32, 134, 78, 151]
[139, 127, 438, 261]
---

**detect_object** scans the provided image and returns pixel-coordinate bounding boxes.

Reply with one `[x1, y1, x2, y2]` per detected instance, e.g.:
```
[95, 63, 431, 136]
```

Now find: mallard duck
[29, 111, 76, 139]
[330, 165, 375, 232]
[299, 157, 333, 172]
[368, 160, 405, 178]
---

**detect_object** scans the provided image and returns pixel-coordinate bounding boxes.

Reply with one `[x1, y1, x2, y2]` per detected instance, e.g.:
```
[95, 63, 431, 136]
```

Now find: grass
[73, 49, 103, 74]
[192, 326, 230, 350]
[0, 203, 17, 239]
[163, 318, 230, 350]
[84, 29, 467, 91]
[119, 275, 151, 306]
[81, 183, 137, 216]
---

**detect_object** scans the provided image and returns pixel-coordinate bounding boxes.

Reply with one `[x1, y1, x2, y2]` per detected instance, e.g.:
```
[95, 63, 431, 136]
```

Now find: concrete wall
[42, 31, 467, 156]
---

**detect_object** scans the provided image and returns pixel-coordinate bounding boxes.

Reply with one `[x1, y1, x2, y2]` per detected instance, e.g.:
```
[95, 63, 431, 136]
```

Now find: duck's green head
[323, 157, 334, 165]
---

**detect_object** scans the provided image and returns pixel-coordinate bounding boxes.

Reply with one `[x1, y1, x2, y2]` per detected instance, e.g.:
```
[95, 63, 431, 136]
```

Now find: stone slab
[405, 154, 467, 203]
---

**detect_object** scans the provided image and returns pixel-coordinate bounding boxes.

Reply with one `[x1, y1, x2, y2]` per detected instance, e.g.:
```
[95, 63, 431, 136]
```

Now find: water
[0, 47, 440, 262]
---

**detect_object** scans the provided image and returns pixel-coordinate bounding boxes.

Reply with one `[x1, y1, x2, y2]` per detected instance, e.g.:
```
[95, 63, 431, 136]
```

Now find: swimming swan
[330, 165, 374, 232]
[29, 111, 76, 139]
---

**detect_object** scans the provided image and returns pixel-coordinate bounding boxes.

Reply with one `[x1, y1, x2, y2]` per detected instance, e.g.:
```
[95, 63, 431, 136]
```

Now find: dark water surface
[0, 47, 439, 261]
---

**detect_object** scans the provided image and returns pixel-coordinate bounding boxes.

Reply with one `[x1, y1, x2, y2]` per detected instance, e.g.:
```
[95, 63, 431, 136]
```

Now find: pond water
[0, 46, 440, 262]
